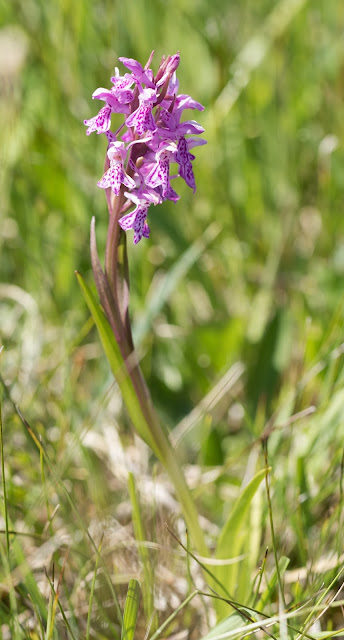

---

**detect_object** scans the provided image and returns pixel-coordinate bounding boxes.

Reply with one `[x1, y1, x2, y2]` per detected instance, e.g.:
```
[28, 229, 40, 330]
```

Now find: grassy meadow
[1, 0, 344, 637]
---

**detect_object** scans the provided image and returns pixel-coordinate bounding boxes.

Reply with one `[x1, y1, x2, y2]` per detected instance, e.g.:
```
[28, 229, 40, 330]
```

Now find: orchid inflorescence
[84, 51, 206, 244]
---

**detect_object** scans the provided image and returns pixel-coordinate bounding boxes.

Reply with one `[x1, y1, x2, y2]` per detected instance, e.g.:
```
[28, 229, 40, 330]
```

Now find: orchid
[84, 51, 206, 244]
[80, 52, 209, 556]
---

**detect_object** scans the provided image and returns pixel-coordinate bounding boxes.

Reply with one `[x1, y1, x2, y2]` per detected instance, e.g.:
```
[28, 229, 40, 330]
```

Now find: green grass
[1, 0, 344, 637]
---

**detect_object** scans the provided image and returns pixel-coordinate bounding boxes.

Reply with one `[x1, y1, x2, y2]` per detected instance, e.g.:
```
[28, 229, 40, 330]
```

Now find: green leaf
[76, 271, 208, 555]
[216, 468, 269, 559]
[76, 271, 158, 455]
[121, 579, 141, 640]
[236, 487, 264, 602]
[201, 426, 224, 466]
[213, 468, 269, 618]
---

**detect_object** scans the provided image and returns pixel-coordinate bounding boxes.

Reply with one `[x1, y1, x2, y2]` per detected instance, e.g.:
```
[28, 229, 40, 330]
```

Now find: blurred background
[1, 0, 344, 635]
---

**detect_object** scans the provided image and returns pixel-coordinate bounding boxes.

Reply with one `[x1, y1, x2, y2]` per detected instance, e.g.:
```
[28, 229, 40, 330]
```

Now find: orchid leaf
[76, 271, 157, 454]
[77, 271, 207, 555]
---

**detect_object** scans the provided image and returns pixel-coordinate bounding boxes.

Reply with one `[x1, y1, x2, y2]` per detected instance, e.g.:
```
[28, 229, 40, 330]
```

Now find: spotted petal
[84, 105, 112, 135]
[97, 162, 135, 196]
[119, 205, 151, 244]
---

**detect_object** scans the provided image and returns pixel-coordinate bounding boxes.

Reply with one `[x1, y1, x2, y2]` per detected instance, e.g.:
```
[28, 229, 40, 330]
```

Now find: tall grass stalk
[0, 401, 18, 638]
[17, 407, 123, 627]
[0, 401, 10, 560]
[86, 534, 103, 640]
[263, 440, 287, 610]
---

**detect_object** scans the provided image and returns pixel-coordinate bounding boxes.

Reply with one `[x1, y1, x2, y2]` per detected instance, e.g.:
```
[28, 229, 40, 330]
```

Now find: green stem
[95, 159, 207, 555]
[0, 402, 10, 560]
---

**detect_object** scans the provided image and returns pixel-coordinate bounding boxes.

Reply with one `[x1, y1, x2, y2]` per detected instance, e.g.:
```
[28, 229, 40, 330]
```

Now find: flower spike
[85, 52, 206, 243]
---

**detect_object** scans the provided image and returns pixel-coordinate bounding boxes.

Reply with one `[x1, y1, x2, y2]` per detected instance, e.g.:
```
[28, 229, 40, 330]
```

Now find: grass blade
[86, 534, 103, 640]
[121, 578, 141, 640]
[214, 468, 269, 618]
[0, 401, 9, 560]
[128, 473, 156, 629]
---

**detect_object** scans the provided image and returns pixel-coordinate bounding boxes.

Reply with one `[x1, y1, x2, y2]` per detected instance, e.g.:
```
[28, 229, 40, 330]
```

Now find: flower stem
[94, 192, 207, 554]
